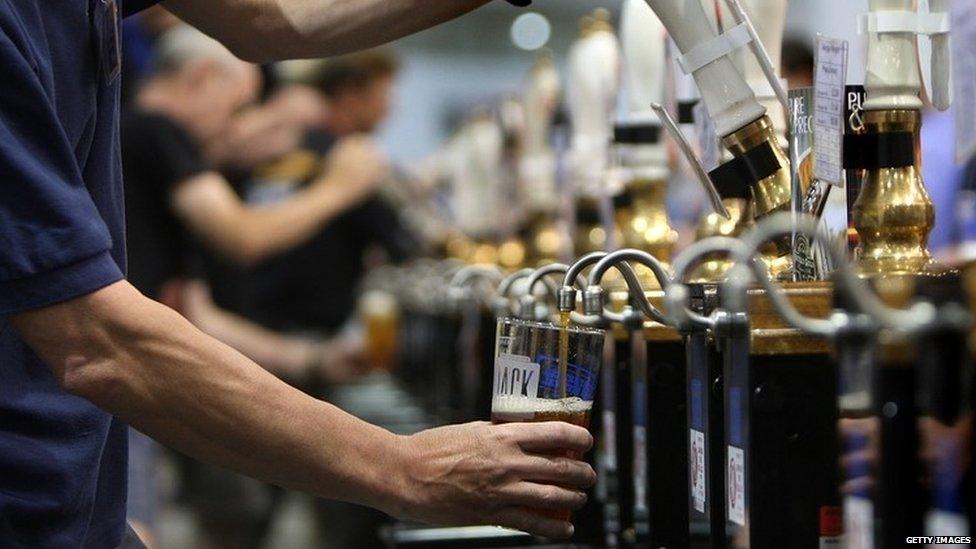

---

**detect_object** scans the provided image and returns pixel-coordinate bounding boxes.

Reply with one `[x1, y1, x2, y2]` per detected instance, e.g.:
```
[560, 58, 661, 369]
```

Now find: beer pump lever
[650, 103, 730, 220]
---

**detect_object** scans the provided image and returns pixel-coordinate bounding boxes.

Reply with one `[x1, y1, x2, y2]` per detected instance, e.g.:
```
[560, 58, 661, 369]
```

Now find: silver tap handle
[722, 0, 790, 110]
[650, 103, 731, 220]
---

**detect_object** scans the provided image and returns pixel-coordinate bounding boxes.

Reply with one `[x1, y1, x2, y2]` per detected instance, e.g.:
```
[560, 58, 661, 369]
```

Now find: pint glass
[490, 318, 606, 521]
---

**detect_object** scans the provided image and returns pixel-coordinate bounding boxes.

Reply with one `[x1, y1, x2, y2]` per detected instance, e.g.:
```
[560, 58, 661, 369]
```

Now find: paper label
[633, 425, 648, 514]
[813, 36, 849, 187]
[492, 354, 540, 401]
[602, 410, 618, 471]
[690, 429, 706, 513]
[727, 446, 746, 526]
[844, 496, 874, 549]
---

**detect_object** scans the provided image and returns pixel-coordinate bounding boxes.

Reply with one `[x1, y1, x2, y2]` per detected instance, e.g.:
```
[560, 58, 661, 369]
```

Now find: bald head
[154, 25, 248, 77]
[141, 25, 261, 145]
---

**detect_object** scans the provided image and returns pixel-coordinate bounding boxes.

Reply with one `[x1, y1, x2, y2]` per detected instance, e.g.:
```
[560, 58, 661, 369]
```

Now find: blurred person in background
[122, 6, 182, 103]
[232, 49, 424, 549]
[781, 36, 814, 89]
[122, 26, 384, 547]
[239, 50, 421, 336]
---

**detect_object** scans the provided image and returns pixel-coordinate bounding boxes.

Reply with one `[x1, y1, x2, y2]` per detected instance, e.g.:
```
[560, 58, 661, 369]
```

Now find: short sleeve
[123, 0, 163, 18]
[0, 31, 122, 315]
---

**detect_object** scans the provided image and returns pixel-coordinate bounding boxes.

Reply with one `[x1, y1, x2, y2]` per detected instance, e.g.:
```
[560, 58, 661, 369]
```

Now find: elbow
[225, 39, 279, 65]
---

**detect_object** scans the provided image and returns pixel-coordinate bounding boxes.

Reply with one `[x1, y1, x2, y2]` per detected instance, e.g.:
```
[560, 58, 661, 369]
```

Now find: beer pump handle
[929, 0, 953, 111]
[722, 0, 789, 110]
[650, 103, 731, 220]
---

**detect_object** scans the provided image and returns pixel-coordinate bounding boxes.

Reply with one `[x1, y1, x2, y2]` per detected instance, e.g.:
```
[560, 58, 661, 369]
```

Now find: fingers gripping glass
[490, 319, 605, 521]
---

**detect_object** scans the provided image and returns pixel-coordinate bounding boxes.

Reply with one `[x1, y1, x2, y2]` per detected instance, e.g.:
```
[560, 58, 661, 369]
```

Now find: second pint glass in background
[490, 318, 606, 520]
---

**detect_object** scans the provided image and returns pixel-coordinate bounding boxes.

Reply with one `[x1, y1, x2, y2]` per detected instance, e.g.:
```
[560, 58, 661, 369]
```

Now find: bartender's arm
[163, 0, 492, 62]
[10, 281, 593, 539]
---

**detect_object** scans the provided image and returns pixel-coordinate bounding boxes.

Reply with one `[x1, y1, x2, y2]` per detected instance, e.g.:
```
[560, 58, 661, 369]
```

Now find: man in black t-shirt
[240, 49, 421, 335]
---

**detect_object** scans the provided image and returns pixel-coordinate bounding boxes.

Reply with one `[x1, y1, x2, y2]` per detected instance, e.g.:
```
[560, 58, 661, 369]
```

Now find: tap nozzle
[583, 286, 607, 317]
[558, 286, 578, 313]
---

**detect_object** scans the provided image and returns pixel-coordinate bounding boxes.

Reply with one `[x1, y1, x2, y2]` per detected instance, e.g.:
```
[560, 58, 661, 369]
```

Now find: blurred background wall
[375, 0, 869, 166]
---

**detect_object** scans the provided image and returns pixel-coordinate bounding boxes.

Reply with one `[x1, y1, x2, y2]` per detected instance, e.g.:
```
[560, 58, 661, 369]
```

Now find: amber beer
[359, 290, 398, 371]
[491, 396, 594, 521]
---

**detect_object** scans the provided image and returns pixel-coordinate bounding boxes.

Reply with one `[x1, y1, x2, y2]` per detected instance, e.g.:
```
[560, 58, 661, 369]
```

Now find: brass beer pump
[851, 0, 953, 277]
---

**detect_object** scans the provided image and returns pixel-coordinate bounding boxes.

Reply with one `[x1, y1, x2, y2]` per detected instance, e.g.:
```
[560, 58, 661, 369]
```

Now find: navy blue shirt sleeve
[0, 29, 123, 315]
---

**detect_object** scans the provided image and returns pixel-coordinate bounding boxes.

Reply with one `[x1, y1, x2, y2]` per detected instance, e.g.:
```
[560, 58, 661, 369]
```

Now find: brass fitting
[689, 198, 752, 282]
[721, 115, 796, 278]
[852, 110, 940, 277]
[614, 177, 678, 264]
[521, 211, 570, 268]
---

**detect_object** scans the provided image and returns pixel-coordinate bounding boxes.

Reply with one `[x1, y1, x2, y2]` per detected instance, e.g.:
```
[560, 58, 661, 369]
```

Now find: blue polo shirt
[0, 1, 156, 546]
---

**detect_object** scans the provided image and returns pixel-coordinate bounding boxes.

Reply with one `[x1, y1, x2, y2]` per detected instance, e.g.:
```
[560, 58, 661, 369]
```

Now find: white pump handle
[721, 0, 789, 111]
[929, 0, 953, 111]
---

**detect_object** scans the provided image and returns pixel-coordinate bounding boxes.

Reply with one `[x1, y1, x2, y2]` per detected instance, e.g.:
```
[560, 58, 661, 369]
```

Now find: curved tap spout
[450, 264, 505, 289]
[493, 268, 537, 317]
[556, 252, 655, 327]
[449, 265, 505, 302]
[587, 249, 673, 326]
[666, 236, 752, 330]
[729, 212, 938, 335]
[521, 263, 575, 321]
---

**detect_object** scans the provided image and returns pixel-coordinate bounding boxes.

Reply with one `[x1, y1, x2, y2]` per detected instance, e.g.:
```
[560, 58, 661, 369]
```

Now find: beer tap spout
[493, 268, 538, 318]
[556, 252, 650, 327]
[519, 263, 577, 322]
[666, 237, 751, 331]
[448, 264, 506, 312]
[587, 249, 672, 326]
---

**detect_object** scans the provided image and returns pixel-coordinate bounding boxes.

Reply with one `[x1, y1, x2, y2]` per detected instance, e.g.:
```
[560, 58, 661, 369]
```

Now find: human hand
[315, 136, 389, 206]
[389, 421, 595, 539]
[309, 336, 370, 384]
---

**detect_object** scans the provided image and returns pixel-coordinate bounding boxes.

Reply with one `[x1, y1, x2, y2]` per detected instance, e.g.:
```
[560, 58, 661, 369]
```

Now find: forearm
[11, 282, 402, 514]
[175, 174, 353, 265]
[183, 290, 316, 378]
[234, 182, 352, 262]
[165, 0, 491, 62]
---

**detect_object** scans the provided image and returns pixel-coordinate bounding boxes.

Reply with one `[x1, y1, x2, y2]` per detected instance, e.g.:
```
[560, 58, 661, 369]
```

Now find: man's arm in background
[10, 281, 594, 539]
[171, 136, 384, 265]
[162, 0, 491, 62]
[178, 279, 361, 382]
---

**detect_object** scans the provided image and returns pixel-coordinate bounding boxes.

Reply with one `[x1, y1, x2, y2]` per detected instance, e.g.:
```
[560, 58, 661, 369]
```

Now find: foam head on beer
[491, 395, 593, 426]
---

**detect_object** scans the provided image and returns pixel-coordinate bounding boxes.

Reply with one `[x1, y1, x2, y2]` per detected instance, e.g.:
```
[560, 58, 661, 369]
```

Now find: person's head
[781, 36, 815, 89]
[307, 49, 400, 134]
[145, 26, 261, 143]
